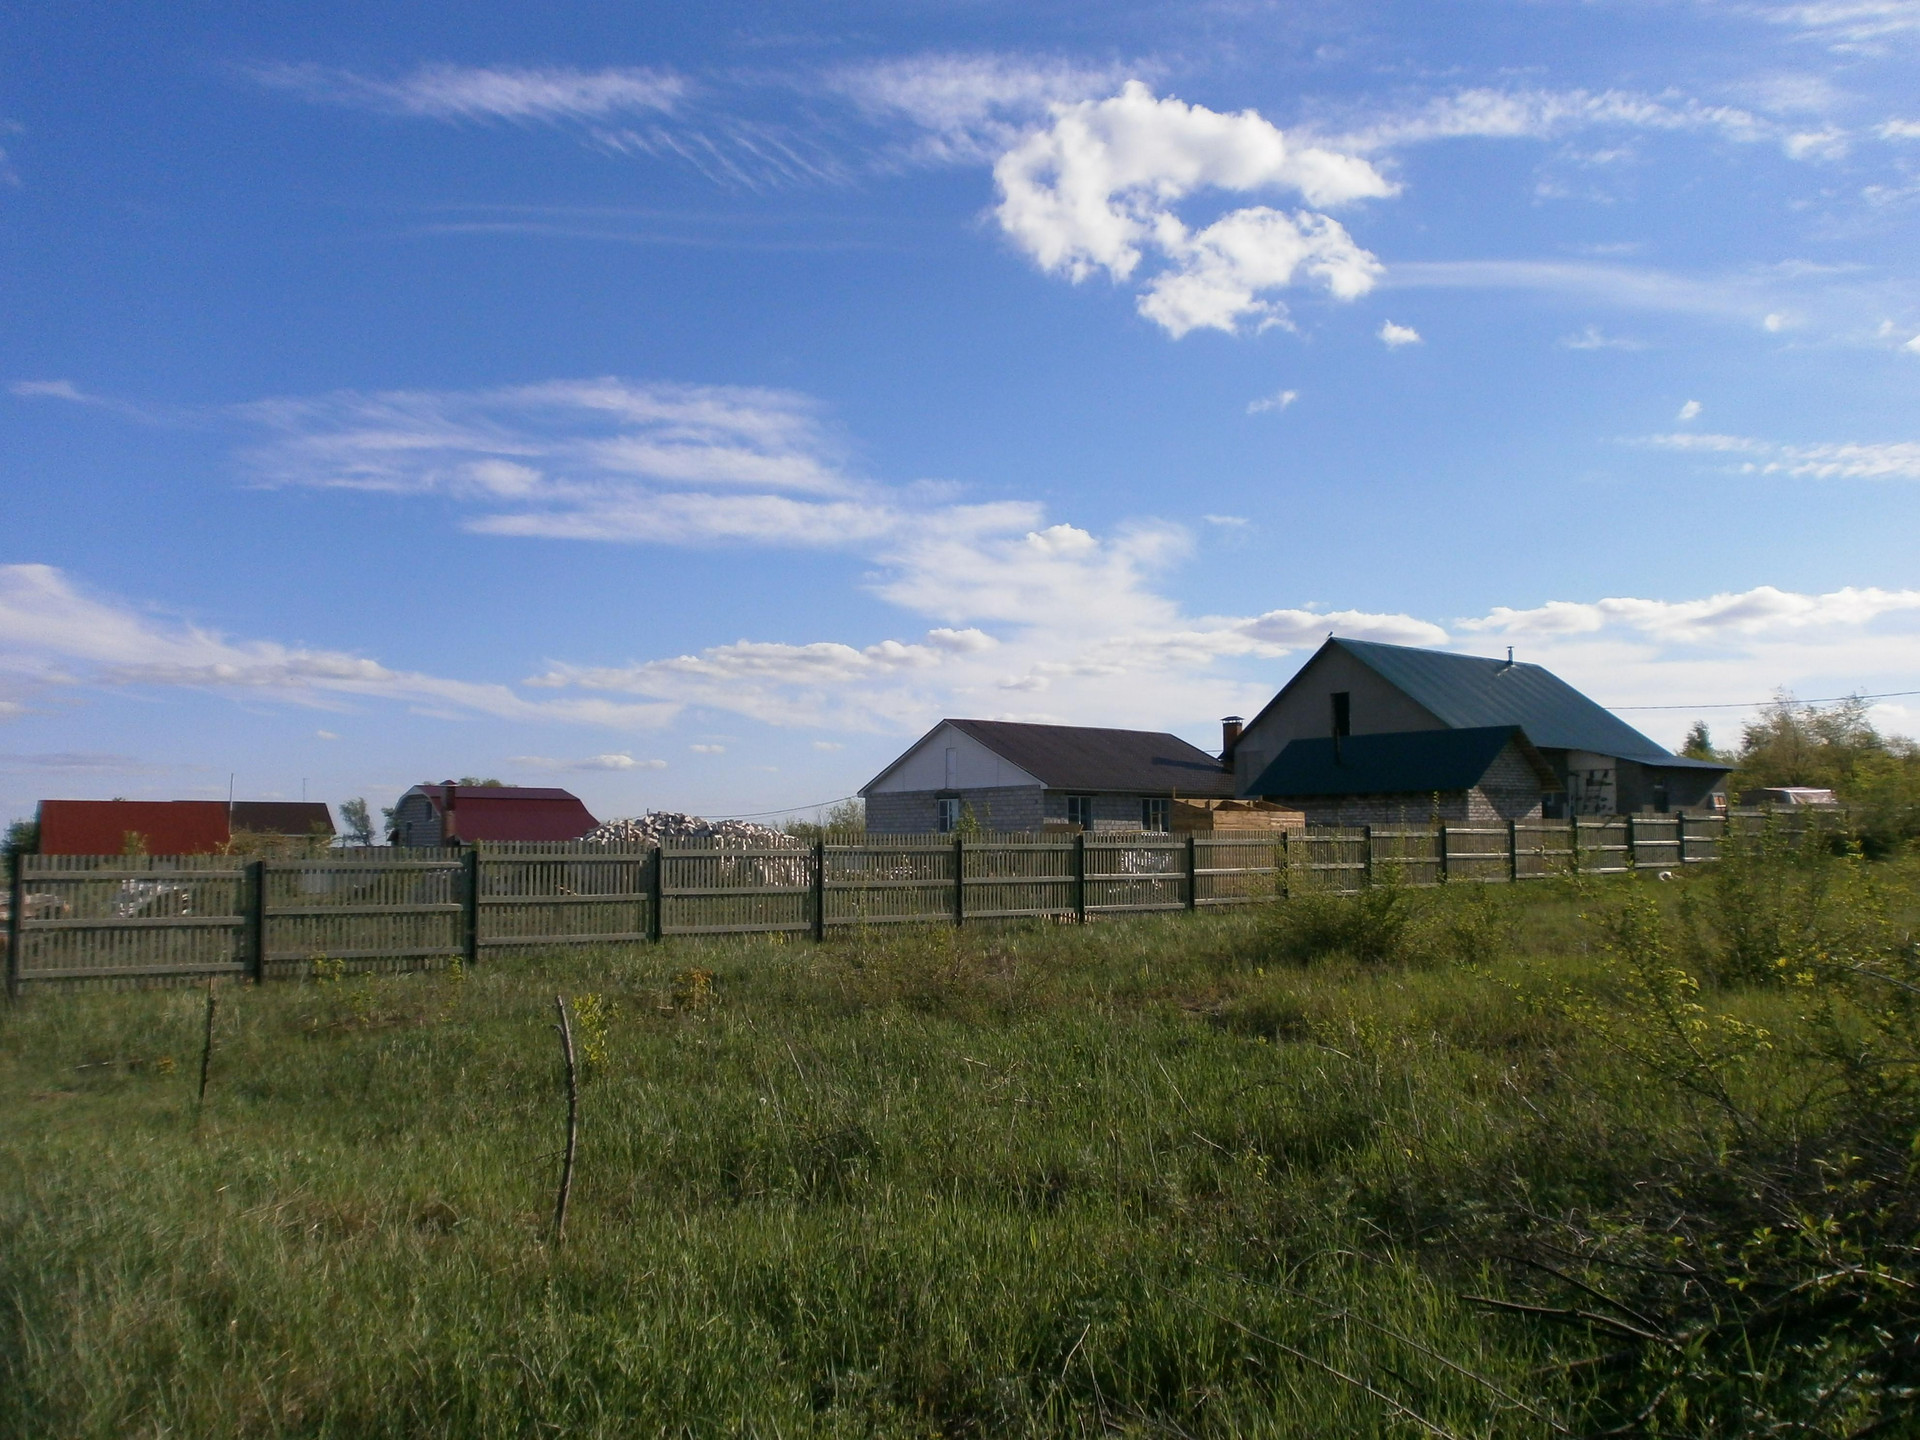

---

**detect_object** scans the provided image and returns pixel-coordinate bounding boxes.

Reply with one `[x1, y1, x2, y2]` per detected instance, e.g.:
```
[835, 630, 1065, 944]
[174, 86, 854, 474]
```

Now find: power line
[1610, 688, 1920, 712]
[705, 793, 860, 821]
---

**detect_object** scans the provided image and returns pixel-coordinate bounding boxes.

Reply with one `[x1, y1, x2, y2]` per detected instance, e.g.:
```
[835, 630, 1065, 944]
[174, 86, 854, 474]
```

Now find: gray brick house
[861, 719, 1235, 835]
[1233, 637, 1730, 822]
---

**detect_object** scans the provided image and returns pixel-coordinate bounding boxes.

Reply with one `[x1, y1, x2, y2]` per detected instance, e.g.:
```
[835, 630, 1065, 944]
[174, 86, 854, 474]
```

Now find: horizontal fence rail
[1, 811, 1800, 991]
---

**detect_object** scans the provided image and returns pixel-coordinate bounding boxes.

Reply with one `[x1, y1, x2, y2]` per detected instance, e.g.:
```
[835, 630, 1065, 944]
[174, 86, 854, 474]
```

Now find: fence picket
[1, 810, 1809, 987]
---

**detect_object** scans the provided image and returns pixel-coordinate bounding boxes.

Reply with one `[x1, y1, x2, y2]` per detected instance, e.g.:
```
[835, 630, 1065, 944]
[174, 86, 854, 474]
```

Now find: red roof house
[37, 800, 233, 856]
[387, 783, 599, 846]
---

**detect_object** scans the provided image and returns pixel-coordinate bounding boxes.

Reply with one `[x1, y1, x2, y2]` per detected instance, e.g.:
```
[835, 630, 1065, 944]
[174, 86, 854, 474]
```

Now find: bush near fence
[2, 814, 1766, 991]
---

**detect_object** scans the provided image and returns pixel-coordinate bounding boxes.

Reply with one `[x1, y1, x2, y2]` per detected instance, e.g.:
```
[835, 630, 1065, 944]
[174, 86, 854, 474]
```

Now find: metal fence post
[1625, 813, 1637, 872]
[6, 851, 22, 1002]
[812, 838, 826, 943]
[1508, 819, 1519, 883]
[247, 859, 267, 984]
[953, 834, 965, 927]
[462, 848, 480, 969]
[1361, 824, 1373, 891]
[1184, 832, 1198, 910]
[1278, 830, 1290, 901]
[1073, 831, 1087, 924]
[648, 845, 664, 942]
[1437, 824, 1450, 884]
[1569, 814, 1581, 876]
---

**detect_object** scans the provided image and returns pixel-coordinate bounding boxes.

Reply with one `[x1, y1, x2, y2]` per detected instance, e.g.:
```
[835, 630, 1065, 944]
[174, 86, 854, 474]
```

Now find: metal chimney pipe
[1220, 716, 1244, 760]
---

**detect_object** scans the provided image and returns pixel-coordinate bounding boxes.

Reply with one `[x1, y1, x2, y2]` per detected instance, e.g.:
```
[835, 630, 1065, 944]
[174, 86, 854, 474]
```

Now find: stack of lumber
[1171, 798, 1304, 834]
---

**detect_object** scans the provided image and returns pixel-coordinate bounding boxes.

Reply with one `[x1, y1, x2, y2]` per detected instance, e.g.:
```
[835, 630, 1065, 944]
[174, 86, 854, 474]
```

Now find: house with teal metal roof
[1231, 638, 1730, 823]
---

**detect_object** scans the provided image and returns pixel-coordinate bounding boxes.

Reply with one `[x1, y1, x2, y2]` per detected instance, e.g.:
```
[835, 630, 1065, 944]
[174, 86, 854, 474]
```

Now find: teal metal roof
[1331, 638, 1675, 760]
[1248, 725, 1544, 798]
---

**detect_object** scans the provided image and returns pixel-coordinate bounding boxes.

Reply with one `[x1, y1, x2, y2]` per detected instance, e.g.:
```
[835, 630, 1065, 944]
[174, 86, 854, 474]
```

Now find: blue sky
[3, 0, 1918, 829]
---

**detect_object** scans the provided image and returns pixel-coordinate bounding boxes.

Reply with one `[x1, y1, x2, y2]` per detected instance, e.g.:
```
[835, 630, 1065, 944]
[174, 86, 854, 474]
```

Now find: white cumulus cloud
[1677, 399, 1703, 420]
[993, 81, 1392, 337]
[0, 563, 675, 730]
[1379, 320, 1422, 347]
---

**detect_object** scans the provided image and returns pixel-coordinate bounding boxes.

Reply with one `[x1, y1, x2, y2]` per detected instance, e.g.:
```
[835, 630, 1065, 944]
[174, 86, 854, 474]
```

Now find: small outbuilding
[229, 801, 336, 842]
[387, 783, 599, 846]
[860, 719, 1236, 834]
[1244, 725, 1561, 826]
[1740, 786, 1841, 808]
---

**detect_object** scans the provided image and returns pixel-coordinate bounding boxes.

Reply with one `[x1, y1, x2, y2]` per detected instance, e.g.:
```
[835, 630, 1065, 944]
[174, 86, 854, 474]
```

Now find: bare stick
[194, 977, 218, 1126]
[551, 994, 580, 1246]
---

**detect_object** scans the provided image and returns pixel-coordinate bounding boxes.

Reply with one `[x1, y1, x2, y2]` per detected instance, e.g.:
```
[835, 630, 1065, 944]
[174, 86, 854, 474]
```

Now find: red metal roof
[37, 800, 232, 856]
[407, 784, 599, 843]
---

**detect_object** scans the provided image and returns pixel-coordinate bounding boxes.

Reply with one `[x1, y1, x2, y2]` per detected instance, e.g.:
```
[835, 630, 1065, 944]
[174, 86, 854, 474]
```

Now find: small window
[1141, 797, 1170, 832]
[936, 797, 960, 833]
[1331, 691, 1351, 738]
[1065, 794, 1095, 830]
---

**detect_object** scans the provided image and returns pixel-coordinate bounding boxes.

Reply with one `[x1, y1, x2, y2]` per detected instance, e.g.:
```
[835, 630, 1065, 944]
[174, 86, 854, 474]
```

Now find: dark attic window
[1331, 691, 1351, 738]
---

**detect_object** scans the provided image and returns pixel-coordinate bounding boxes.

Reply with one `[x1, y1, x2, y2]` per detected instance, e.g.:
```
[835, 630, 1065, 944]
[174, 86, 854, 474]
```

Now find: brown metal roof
[942, 720, 1236, 797]
[229, 801, 336, 837]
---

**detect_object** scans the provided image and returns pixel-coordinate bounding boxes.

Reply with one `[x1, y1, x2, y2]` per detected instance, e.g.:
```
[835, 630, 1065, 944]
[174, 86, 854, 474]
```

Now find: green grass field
[4, 847, 1917, 1437]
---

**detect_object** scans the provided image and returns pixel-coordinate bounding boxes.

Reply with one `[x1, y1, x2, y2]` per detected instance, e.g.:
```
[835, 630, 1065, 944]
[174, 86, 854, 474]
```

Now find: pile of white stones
[582, 811, 800, 848]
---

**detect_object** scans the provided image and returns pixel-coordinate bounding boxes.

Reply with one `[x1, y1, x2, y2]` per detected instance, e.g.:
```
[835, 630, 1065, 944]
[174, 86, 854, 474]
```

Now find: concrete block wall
[1476, 744, 1553, 821]
[865, 785, 1045, 835]
[1039, 791, 1168, 833]
[865, 787, 1175, 835]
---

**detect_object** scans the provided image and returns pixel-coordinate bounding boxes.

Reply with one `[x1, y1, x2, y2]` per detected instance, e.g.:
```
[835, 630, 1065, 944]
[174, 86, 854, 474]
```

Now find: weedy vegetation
[2, 829, 1916, 1438]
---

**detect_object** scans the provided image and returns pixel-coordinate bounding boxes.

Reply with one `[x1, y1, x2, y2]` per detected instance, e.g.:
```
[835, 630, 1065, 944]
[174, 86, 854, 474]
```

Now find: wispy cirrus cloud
[1320, 87, 1772, 154]
[1640, 430, 1920, 478]
[243, 61, 687, 124]
[507, 752, 668, 772]
[233, 378, 899, 546]
[824, 52, 1133, 166]
[1559, 325, 1649, 350]
[1754, 0, 1920, 53]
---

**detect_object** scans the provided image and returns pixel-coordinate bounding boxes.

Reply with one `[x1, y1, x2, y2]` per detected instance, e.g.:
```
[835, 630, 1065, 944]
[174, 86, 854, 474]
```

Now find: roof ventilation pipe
[1220, 716, 1244, 762]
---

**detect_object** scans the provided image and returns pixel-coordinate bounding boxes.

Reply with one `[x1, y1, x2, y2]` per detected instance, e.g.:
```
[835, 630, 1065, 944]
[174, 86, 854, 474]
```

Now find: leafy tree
[783, 798, 866, 842]
[2, 817, 38, 857]
[1730, 693, 1920, 854]
[1680, 719, 1722, 761]
[338, 797, 375, 847]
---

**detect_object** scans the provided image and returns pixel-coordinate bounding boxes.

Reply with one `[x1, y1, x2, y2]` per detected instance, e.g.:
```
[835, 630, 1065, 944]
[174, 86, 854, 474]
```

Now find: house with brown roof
[859, 719, 1238, 834]
[387, 782, 598, 846]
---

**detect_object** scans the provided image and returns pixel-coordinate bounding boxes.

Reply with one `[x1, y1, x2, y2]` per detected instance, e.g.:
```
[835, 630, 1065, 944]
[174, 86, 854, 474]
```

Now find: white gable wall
[865, 722, 1044, 794]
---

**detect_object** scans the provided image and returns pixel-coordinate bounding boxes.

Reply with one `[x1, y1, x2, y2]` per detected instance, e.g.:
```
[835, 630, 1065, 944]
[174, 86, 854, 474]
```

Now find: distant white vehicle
[1740, 787, 1841, 808]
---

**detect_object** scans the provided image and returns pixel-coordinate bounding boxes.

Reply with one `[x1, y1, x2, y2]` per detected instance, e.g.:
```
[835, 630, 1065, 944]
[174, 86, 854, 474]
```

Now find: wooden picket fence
[2, 813, 1760, 992]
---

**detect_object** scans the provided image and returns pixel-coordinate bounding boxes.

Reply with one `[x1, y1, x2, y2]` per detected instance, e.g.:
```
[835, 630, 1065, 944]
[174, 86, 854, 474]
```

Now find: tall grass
[2, 858, 1914, 1437]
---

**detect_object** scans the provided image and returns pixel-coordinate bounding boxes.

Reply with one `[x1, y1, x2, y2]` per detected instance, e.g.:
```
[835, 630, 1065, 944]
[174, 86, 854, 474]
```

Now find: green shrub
[1264, 873, 1512, 969]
